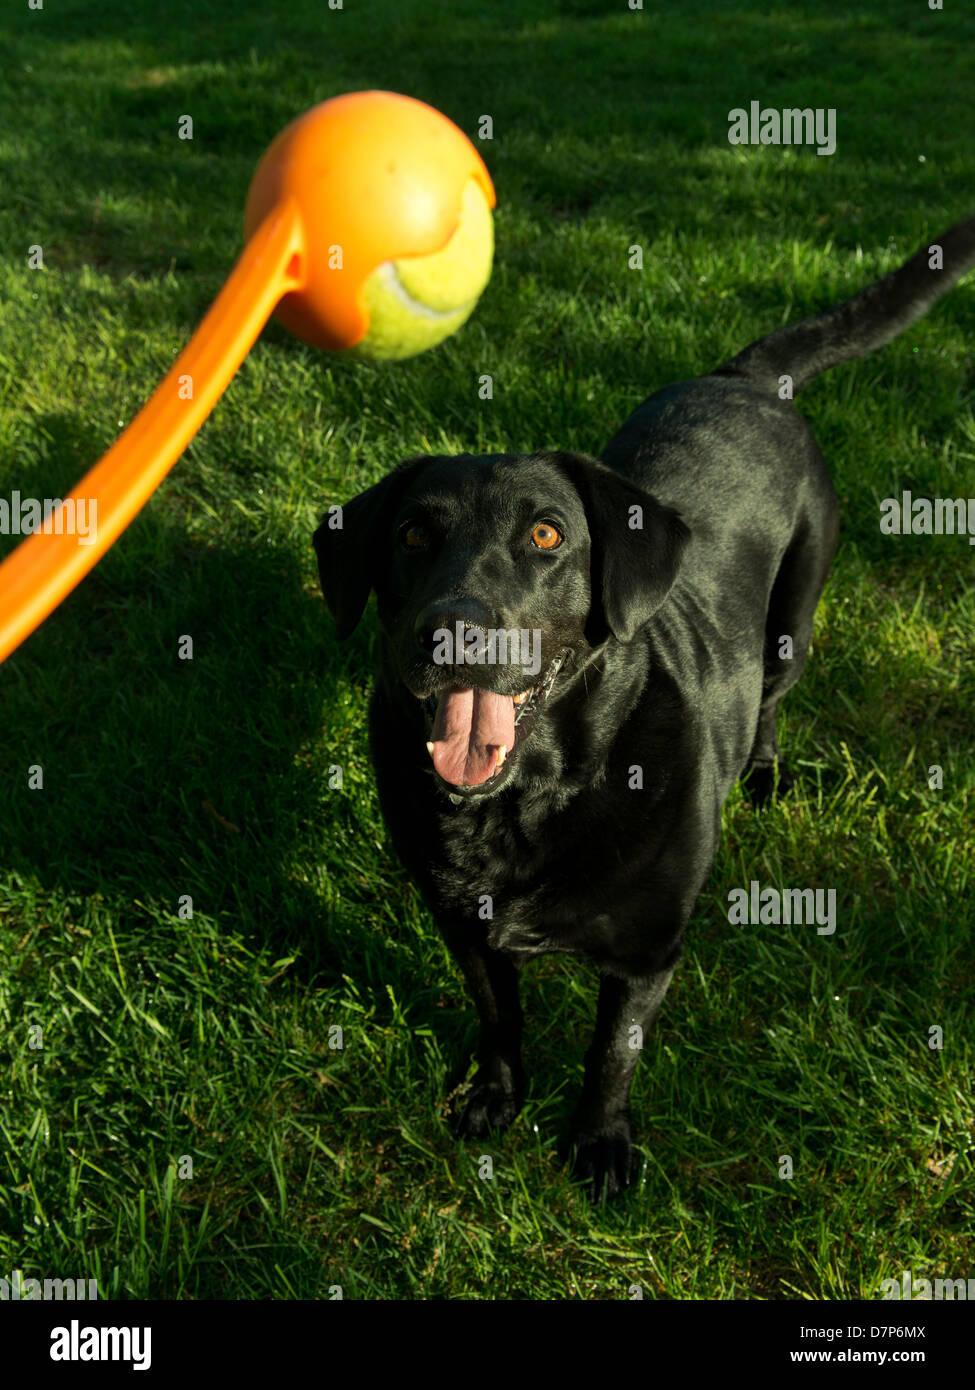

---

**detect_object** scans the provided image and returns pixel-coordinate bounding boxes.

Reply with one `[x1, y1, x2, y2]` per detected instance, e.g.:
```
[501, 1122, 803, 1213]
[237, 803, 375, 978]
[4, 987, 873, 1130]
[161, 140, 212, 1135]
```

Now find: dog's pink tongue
[431, 688, 515, 786]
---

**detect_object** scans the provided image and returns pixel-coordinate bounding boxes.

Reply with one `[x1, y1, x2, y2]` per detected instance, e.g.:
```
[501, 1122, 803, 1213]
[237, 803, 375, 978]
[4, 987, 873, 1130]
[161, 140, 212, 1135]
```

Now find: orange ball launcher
[0, 91, 494, 665]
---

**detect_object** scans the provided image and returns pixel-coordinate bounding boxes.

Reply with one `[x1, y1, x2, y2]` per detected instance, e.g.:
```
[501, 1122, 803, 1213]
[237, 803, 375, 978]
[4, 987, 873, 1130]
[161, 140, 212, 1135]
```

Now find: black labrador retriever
[315, 216, 974, 1201]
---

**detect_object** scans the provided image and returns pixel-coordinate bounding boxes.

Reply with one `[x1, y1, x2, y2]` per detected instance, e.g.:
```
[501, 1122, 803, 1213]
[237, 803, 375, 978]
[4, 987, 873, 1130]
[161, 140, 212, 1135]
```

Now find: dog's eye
[531, 522, 563, 550]
[401, 523, 430, 550]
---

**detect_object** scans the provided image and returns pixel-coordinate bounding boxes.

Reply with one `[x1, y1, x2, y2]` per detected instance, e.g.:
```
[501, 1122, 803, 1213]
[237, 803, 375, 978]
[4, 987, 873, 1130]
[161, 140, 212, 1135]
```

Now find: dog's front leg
[444, 930, 525, 1139]
[570, 968, 674, 1202]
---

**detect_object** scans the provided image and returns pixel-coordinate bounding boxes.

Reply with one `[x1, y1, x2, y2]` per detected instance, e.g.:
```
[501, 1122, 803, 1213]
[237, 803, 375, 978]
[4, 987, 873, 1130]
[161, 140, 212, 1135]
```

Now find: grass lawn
[0, 0, 972, 1299]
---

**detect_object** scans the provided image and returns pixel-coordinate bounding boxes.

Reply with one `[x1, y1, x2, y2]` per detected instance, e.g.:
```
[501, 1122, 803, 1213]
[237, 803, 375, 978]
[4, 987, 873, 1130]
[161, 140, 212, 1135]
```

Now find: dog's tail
[716, 215, 975, 395]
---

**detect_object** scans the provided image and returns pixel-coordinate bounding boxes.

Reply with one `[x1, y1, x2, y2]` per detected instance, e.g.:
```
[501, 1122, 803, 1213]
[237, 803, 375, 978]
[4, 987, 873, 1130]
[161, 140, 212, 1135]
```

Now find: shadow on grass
[0, 494, 426, 992]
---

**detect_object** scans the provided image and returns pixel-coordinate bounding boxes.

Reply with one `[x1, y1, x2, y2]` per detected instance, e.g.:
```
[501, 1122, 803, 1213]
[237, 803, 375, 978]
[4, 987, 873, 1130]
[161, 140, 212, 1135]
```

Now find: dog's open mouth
[421, 653, 566, 789]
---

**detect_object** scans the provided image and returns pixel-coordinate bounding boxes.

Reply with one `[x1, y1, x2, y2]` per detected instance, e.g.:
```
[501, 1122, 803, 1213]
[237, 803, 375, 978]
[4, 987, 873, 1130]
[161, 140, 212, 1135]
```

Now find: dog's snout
[414, 600, 491, 654]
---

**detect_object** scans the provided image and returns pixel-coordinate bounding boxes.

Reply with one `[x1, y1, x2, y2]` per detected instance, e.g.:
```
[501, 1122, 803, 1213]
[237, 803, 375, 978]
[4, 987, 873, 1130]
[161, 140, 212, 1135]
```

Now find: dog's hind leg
[744, 497, 839, 807]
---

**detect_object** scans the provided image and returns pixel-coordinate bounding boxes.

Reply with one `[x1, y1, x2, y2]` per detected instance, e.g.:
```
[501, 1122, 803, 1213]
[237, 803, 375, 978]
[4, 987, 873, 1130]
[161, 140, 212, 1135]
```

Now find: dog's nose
[414, 600, 491, 656]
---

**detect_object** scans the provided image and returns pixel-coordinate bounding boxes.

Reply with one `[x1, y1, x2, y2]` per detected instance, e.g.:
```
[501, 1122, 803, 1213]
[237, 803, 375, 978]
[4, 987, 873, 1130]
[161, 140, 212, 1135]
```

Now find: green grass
[0, 0, 973, 1299]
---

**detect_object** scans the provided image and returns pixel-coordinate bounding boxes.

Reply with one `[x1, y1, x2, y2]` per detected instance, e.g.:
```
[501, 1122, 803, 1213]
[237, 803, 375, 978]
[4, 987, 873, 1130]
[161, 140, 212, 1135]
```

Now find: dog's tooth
[513, 691, 529, 705]
[495, 744, 507, 770]
[425, 742, 435, 756]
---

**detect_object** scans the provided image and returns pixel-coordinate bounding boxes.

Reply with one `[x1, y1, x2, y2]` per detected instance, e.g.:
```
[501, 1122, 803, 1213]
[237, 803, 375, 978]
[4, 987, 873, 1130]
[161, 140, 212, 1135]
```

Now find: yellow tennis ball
[353, 178, 494, 361]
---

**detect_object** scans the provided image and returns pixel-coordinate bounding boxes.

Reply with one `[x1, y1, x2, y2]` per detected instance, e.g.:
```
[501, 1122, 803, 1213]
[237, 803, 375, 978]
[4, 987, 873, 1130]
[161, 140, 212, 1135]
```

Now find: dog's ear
[313, 457, 427, 639]
[552, 451, 689, 645]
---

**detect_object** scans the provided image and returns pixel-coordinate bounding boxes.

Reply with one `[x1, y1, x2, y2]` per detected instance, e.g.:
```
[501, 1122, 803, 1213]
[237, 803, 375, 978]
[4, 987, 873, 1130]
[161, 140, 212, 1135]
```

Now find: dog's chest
[421, 776, 652, 937]
[429, 793, 559, 907]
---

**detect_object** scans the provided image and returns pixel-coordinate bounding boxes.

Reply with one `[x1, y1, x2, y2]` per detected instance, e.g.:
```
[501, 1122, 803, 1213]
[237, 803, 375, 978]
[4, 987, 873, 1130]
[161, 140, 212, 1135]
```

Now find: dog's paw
[450, 1070, 523, 1139]
[743, 758, 794, 808]
[569, 1117, 636, 1204]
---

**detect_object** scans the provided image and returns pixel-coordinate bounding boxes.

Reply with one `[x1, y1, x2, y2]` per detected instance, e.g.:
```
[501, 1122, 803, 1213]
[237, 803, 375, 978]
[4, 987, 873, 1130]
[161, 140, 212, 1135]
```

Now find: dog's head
[314, 451, 688, 797]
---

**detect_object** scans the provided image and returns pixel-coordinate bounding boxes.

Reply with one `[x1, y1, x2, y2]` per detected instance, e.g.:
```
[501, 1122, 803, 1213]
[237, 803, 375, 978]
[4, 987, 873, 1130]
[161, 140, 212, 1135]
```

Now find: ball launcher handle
[0, 201, 304, 665]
